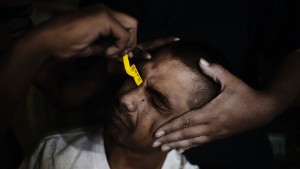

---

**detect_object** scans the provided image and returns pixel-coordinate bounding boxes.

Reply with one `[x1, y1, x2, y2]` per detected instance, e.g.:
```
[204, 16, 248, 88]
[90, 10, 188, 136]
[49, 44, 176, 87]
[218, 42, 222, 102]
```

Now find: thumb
[198, 58, 233, 85]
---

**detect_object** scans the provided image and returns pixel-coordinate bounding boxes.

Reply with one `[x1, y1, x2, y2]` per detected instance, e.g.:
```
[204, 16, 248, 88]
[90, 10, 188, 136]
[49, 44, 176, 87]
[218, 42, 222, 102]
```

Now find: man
[80, 1, 300, 168]
[20, 41, 224, 169]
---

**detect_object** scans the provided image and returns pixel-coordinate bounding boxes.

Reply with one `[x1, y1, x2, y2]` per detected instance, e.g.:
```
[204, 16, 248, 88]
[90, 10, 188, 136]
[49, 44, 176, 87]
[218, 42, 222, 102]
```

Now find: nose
[118, 87, 145, 113]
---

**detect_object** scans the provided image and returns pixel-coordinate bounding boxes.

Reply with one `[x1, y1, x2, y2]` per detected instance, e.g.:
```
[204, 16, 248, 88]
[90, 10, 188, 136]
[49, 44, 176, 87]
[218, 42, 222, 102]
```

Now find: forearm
[0, 4, 138, 136]
[0, 32, 49, 136]
[264, 49, 300, 116]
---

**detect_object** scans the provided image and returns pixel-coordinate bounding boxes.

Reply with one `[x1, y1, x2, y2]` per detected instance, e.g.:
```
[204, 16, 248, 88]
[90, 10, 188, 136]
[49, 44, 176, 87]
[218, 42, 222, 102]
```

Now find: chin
[106, 124, 155, 153]
[106, 123, 127, 141]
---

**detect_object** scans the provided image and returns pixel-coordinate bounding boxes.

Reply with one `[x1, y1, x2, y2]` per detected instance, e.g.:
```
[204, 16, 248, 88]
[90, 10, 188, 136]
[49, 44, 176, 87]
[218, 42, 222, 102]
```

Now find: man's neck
[104, 138, 167, 169]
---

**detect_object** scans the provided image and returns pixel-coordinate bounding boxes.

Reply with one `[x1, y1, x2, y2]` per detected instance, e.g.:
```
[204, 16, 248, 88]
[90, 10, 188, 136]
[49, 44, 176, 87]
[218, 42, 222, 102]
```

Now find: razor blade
[123, 54, 143, 86]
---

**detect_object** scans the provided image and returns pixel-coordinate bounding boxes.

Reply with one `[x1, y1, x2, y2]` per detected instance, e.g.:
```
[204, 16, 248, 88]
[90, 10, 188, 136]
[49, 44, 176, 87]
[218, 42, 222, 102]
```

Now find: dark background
[6, 0, 300, 168]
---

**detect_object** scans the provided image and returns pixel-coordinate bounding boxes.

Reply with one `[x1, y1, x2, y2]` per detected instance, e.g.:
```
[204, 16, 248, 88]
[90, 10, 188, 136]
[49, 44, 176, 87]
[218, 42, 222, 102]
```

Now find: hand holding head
[153, 50, 279, 153]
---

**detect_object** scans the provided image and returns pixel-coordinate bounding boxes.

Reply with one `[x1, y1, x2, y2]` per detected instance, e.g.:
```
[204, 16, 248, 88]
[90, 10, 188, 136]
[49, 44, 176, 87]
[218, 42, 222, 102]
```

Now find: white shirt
[20, 127, 199, 169]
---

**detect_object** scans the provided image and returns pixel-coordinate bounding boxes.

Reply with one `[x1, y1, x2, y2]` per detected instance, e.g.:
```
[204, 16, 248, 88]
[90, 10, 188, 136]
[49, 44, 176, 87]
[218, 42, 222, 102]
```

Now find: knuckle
[163, 137, 172, 143]
[212, 64, 227, 77]
[167, 143, 176, 149]
[131, 18, 138, 27]
[157, 135, 170, 143]
[168, 141, 185, 149]
[172, 144, 182, 149]
[188, 138, 200, 146]
[181, 117, 193, 127]
[180, 130, 192, 139]
[202, 136, 211, 143]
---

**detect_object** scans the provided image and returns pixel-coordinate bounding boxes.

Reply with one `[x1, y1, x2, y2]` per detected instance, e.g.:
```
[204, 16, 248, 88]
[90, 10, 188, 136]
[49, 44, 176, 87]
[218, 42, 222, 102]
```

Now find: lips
[111, 109, 131, 131]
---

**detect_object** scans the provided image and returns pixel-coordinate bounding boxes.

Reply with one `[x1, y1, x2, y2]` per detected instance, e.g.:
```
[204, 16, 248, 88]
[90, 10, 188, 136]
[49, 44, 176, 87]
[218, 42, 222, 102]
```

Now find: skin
[0, 1, 177, 139]
[104, 53, 201, 169]
[154, 50, 300, 152]
[0, 4, 137, 137]
[35, 37, 178, 111]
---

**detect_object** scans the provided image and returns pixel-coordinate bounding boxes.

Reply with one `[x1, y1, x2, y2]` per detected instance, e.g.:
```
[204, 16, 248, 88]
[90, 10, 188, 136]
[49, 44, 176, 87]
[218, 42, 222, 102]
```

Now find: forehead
[141, 53, 196, 111]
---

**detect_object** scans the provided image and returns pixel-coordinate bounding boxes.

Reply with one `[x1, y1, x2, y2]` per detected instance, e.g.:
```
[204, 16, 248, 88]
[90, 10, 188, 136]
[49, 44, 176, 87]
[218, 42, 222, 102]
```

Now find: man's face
[107, 51, 198, 152]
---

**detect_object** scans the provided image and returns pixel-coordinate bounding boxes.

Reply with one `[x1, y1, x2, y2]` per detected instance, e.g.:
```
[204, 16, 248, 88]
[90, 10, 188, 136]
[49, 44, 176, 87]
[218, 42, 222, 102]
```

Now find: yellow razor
[123, 54, 143, 86]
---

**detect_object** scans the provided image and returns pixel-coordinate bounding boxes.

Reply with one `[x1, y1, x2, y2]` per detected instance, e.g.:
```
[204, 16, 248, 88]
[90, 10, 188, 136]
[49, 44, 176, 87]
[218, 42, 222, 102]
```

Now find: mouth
[111, 109, 131, 131]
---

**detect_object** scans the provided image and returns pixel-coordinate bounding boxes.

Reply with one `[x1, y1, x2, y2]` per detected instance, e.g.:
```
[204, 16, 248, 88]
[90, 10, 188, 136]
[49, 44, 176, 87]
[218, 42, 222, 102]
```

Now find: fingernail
[128, 51, 133, 58]
[161, 145, 170, 152]
[152, 141, 161, 147]
[146, 53, 151, 59]
[174, 37, 180, 41]
[199, 58, 210, 66]
[155, 131, 165, 138]
[178, 148, 185, 154]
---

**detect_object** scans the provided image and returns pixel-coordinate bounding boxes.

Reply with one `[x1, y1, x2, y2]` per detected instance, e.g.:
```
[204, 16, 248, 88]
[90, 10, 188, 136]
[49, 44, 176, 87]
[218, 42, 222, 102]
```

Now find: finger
[138, 37, 180, 51]
[177, 146, 194, 154]
[160, 136, 210, 151]
[111, 11, 138, 49]
[155, 110, 207, 138]
[130, 47, 151, 59]
[199, 58, 235, 87]
[153, 125, 208, 146]
[104, 18, 130, 57]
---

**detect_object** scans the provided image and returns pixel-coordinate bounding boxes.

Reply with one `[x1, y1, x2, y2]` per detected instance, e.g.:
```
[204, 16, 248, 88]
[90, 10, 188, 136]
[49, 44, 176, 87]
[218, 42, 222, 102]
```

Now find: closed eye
[151, 95, 168, 111]
[148, 86, 172, 114]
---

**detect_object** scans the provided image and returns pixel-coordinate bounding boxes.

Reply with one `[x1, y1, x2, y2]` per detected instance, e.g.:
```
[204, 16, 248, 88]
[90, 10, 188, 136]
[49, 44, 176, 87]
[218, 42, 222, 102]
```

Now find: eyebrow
[147, 86, 173, 111]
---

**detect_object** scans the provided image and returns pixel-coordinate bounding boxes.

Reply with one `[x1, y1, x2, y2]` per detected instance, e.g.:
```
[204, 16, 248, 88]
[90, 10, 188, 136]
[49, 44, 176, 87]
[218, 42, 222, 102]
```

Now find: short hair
[149, 40, 229, 110]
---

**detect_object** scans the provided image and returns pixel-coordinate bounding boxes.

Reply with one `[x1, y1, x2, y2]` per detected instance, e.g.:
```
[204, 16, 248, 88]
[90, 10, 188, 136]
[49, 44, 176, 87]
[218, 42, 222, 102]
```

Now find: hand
[107, 36, 180, 74]
[153, 59, 279, 153]
[27, 4, 137, 60]
[0, 4, 138, 135]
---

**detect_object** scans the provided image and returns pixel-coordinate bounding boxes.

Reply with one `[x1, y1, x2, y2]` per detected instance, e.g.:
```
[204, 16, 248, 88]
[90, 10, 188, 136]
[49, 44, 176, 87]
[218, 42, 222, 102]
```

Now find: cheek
[137, 105, 169, 134]
[134, 103, 154, 136]
[131, 105, 165, 143]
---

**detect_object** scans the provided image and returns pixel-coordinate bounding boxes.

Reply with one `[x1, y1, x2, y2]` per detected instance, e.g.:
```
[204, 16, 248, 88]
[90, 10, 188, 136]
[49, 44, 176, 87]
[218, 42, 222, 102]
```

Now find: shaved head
[149, 40, 228, 110]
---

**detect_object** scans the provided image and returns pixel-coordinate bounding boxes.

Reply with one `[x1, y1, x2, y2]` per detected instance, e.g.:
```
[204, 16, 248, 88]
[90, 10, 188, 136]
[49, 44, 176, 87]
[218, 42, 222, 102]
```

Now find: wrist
[259, 89, 287, 120]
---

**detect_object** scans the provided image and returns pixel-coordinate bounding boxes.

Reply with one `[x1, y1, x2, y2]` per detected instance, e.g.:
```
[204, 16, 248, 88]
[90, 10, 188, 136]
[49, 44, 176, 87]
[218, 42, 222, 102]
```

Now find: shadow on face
[106, 50, 207, 152]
